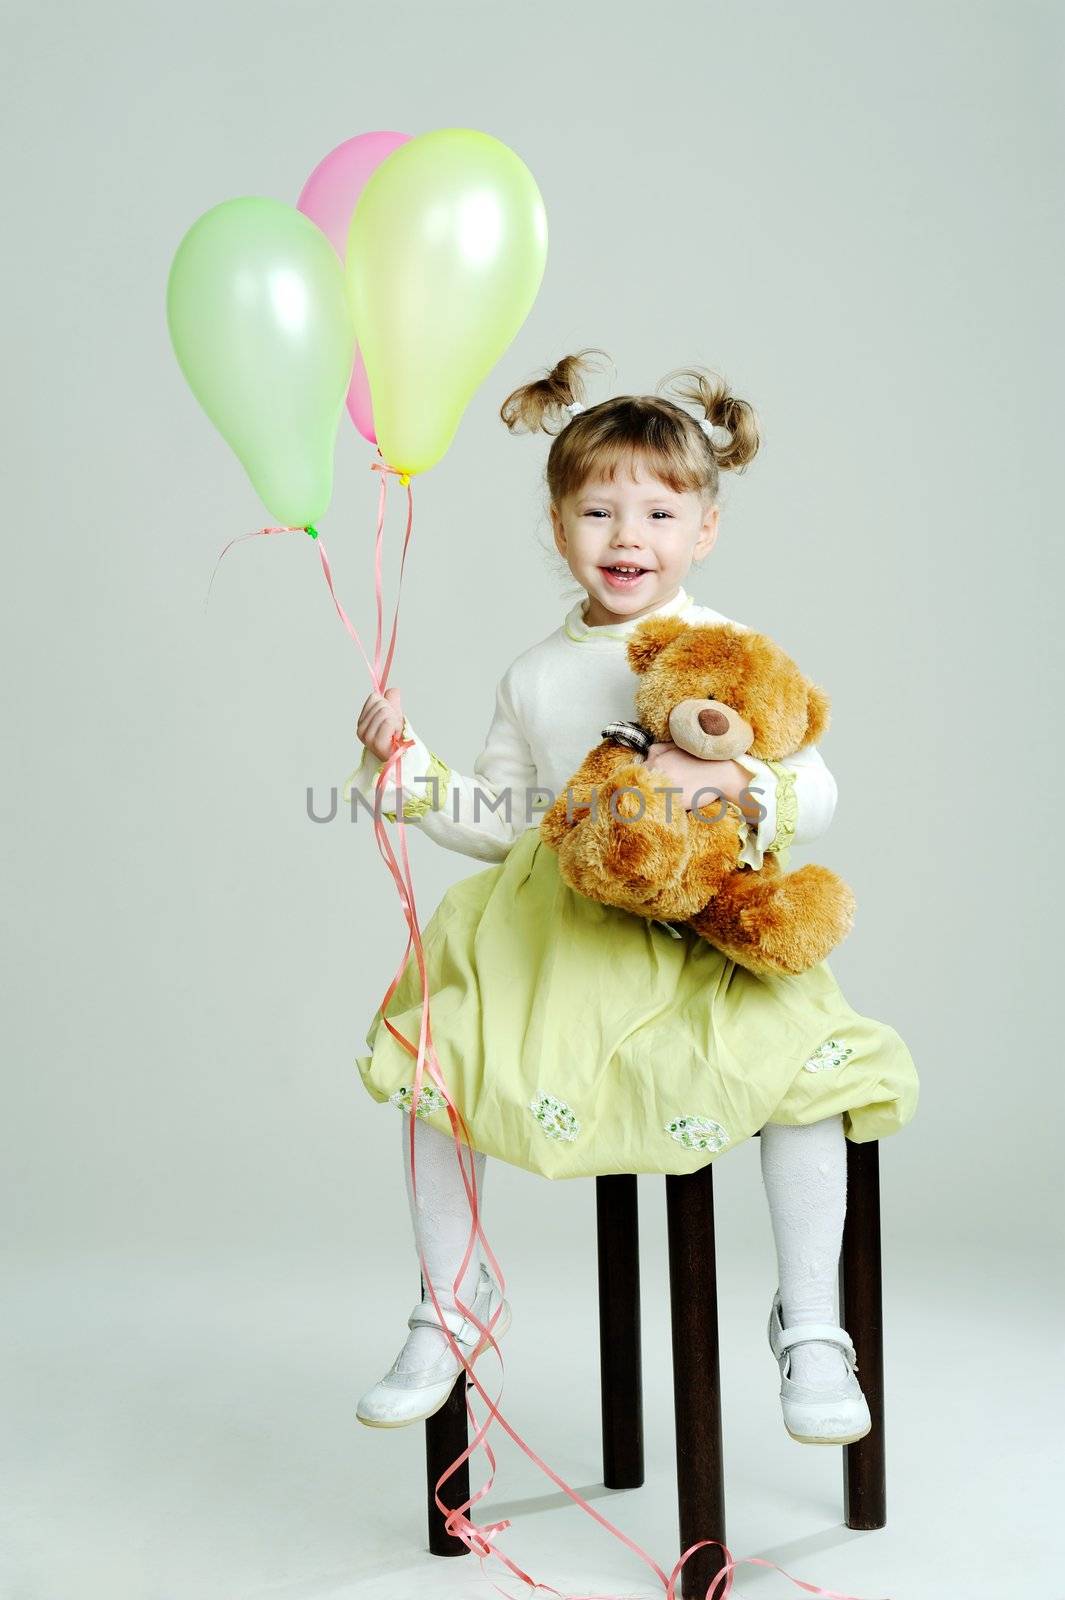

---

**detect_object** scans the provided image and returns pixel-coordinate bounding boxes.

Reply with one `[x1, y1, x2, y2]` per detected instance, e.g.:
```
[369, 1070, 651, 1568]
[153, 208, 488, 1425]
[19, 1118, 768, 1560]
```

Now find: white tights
[759, 1114, 849, 1384]
[393, 1110, 488, 1373]
[393, 1109, 848, 1386]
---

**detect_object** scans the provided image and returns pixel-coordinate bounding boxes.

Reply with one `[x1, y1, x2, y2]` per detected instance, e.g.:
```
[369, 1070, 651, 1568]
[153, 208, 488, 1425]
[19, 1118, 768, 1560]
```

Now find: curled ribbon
[205, 454, 890, 1600]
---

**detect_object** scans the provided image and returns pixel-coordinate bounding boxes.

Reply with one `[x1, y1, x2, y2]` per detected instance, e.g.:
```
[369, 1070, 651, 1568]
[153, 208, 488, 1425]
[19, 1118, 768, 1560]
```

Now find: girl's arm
[343, 663, 541, 864]
[731, 745, 838, 868]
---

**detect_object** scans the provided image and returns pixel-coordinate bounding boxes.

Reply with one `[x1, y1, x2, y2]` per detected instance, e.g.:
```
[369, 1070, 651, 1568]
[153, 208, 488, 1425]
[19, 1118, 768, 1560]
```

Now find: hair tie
[563, 400, 585, 416]
[699, 416, 730, 448]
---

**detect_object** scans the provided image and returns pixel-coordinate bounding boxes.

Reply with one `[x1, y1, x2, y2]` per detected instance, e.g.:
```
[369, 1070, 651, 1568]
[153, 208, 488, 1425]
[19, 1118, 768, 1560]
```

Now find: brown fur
[539, 617, 855, 977]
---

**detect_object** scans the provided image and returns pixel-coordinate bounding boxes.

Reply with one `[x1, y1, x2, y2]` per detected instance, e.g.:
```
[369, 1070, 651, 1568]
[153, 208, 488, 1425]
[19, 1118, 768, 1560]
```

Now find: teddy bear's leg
[666, 798, 749, 917]
[554, 826, 646, 910]
[539, 742, 637, 850]
[558, 759, 689, 908]
[601, 796, 747, 921]
[555, 773, 748, 921]
[689, 859, 856, 976]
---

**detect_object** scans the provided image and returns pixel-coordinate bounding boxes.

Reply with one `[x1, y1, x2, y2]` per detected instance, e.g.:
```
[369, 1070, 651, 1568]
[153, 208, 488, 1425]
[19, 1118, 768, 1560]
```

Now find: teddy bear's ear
[804, 683, 832, 744]
[626, 615, 691, 674]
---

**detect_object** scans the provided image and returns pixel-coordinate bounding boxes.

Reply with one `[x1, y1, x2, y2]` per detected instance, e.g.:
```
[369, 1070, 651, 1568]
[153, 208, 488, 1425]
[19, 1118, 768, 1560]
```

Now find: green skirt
[356, 826, 919, 1180]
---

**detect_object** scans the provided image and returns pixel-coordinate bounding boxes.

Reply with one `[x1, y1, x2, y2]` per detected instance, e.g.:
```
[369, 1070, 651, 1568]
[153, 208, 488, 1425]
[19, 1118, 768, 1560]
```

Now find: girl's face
[550, 462, 719, 627]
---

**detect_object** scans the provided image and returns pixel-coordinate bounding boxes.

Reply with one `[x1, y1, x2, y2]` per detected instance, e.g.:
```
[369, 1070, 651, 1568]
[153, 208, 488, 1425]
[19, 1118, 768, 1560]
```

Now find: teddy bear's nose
[697, 706, 731, 736]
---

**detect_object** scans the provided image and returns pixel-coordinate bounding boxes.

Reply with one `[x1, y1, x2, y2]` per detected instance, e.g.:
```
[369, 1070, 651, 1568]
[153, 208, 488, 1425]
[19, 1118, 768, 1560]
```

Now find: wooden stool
[423, 1134, 885, 1600]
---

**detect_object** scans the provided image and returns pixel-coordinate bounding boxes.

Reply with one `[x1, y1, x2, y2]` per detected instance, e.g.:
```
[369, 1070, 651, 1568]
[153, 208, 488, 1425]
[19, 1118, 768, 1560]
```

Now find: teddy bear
[538, 613, 856, 977]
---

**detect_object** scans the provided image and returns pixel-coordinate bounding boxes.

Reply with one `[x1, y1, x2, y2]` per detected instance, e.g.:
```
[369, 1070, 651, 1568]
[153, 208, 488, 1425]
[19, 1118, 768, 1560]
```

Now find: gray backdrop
[4, 3, 1061, 1597]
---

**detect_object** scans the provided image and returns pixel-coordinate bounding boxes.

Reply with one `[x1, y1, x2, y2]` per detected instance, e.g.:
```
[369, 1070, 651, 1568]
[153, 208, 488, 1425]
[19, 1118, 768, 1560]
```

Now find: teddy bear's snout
[667, 698, 754, 761]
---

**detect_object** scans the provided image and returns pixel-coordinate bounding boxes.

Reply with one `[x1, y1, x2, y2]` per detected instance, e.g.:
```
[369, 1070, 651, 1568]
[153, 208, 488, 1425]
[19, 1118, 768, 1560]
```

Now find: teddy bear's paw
[687, 860, 854, 976]
[738, 864, 856, 974]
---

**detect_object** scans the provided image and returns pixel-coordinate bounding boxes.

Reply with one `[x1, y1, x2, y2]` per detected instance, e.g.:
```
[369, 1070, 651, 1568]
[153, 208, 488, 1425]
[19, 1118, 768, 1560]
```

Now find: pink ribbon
[206, 456, 891, 1600]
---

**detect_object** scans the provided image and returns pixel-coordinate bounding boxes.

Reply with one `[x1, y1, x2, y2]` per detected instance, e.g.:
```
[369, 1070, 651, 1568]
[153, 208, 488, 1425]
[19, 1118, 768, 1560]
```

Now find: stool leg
[666, 1165, 727, 1600]
[425, 1376, 473, 1555]
[595, 1174, 645, 1488]
[839, 1139, 887, 1529]
[421, 1266, 472, 1559]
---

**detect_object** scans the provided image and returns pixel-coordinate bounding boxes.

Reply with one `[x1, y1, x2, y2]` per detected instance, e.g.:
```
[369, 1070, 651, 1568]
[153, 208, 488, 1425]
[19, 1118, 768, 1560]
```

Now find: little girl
[345, 351, 919, 1446]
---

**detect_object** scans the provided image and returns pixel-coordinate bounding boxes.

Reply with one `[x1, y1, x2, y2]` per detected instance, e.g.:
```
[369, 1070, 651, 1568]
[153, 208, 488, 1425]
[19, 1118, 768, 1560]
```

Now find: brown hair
[499, 348, 761, 510]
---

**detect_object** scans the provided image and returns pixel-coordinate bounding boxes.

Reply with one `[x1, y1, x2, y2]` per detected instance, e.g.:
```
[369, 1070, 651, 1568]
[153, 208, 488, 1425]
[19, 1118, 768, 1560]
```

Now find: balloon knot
[304, 525, 319, 540]
[370, 460, 412, 489]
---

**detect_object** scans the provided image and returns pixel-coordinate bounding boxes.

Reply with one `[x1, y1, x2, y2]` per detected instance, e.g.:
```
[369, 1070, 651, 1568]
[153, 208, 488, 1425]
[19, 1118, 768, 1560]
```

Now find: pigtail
[499, 348, 614, 436]
[656, 365, 762, 472]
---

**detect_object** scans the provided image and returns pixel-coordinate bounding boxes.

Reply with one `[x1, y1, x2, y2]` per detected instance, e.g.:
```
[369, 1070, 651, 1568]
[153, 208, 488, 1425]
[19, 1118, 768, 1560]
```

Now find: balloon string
[204, 463, 888, 1600]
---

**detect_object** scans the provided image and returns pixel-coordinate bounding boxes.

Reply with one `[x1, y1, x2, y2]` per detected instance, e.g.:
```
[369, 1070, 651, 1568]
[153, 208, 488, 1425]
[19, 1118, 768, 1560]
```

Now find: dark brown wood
[421, 1268, 472, 1558]
[839, 1139, 887, 1529]
[425, 1375, 473, 1555]
[666, 1163, 727, 1600]
[595, 1174, 645, 1488]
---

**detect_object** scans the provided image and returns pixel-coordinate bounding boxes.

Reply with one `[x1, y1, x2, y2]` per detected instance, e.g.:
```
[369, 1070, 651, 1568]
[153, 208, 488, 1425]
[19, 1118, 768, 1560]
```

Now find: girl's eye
[582, 509, 672, 518]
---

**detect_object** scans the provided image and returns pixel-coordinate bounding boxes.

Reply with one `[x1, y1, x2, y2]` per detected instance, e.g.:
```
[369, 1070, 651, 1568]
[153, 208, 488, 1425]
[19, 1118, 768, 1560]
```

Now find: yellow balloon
[346, 128, 548, 477]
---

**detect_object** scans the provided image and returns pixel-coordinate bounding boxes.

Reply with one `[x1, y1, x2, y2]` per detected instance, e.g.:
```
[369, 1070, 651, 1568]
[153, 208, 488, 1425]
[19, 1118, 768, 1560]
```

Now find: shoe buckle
[408, 1291, 492, 1349]
[782, 1329, 857, 1364]
[408, 1303, 465, 1338]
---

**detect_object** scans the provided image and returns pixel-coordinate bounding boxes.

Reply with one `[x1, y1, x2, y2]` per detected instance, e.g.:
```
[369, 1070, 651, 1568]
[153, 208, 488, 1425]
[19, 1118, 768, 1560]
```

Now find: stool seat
[422, 1134, 886, 1600]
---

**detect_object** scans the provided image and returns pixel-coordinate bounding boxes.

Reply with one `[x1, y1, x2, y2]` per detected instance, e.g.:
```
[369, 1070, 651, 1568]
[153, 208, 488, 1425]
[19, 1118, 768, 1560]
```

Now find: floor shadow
[486, 1480, 639, 1520]
[725, 1523, 877, 1590]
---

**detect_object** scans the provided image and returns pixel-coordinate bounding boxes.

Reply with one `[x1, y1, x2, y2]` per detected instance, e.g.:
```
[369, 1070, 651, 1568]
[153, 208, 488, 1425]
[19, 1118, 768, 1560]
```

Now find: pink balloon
[297, 131, 412, 444]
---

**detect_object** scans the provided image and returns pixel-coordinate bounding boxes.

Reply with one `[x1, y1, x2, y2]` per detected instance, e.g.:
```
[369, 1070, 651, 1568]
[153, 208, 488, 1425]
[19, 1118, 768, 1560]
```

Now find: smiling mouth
[600, 563, 652, 583]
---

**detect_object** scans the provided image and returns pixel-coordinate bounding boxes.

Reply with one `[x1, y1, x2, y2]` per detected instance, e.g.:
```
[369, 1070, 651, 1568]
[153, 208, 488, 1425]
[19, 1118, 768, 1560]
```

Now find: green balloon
[167, 197, 354, 527]
[347, 128, 547, 478]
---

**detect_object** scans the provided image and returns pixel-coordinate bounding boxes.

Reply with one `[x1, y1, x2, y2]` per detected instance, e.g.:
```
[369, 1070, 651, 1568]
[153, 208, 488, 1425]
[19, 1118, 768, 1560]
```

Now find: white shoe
[356, 1263, 512, 1429]
[767, 1288, 872, 1445]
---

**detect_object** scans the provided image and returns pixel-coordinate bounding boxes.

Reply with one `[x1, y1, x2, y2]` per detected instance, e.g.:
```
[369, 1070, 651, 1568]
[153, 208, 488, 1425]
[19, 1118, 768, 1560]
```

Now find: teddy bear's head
[624, 615, 830, 762]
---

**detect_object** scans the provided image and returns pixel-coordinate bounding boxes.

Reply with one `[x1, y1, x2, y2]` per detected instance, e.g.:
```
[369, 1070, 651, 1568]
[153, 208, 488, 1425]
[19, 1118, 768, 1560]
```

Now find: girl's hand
[357, 687, 405, 761]
[644, 741, 753, 819]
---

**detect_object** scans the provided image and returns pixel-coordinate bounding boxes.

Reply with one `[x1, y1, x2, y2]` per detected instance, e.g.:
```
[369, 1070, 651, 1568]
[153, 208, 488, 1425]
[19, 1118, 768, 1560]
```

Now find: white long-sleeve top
[343, 584, 838, 869]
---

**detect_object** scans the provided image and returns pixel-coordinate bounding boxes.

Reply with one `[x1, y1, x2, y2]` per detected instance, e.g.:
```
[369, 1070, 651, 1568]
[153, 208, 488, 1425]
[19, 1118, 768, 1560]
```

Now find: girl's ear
[803, 683, 832, 744]
[626, 615, 691, 673]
